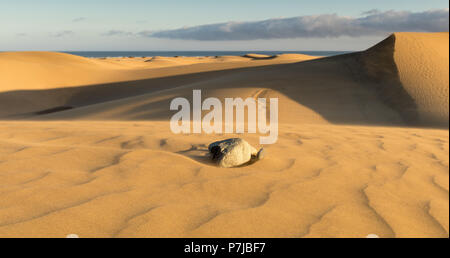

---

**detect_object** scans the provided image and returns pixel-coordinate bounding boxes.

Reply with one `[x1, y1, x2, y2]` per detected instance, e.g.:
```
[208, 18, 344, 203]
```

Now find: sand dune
[0, 33, 448, 238]
[350, 32, 449, 126]
[1, 33, 447, 126]
[0, 51, 317, 117]
[394, 33, 449, 126]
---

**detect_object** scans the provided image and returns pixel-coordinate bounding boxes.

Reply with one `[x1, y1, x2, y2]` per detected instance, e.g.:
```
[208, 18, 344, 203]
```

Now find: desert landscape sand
[0, 32, 448, 238]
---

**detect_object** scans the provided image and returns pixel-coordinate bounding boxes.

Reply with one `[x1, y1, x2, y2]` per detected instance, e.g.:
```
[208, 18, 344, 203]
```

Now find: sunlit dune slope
[394, 32, 449, 126]
[0, 121, 447, 238]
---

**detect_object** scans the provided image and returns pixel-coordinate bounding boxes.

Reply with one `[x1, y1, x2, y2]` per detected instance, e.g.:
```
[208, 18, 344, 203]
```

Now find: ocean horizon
[61, 51, 351, 58]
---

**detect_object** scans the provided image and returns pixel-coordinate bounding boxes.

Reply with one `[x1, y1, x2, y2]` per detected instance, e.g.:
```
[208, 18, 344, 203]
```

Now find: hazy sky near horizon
[1, 0, 449, 51]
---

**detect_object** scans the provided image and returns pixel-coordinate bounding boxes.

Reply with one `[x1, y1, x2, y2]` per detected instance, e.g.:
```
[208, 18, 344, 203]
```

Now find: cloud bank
[147, 9, 449, 40]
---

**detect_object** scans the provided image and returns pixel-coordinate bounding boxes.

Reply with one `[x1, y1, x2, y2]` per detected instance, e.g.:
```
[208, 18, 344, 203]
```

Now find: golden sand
[0, 33, 448, 238]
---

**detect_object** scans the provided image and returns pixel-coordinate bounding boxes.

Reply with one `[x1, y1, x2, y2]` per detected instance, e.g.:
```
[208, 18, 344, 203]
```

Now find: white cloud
[72, 17, 86, 22]
[102, 30, 135, 37]
[51, 30, 75, 37]
[145, 9, 449, 40]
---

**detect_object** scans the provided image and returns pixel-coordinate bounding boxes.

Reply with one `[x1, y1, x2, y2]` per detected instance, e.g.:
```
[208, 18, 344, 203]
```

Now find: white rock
[208, 138, 264, 168]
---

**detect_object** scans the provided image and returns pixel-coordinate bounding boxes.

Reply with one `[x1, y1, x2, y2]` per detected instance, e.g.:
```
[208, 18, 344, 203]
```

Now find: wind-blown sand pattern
[0, 32, 448, 238]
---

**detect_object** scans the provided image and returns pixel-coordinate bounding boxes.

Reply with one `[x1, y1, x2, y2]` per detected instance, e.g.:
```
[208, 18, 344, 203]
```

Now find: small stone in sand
[208, 138, 264, 168]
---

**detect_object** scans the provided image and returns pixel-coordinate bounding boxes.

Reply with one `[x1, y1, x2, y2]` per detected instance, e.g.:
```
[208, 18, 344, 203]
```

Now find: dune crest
[351, 32, 449, 127]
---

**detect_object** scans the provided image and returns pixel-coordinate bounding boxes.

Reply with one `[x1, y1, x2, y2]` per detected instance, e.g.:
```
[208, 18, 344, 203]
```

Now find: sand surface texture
[0, 33, 448, 237]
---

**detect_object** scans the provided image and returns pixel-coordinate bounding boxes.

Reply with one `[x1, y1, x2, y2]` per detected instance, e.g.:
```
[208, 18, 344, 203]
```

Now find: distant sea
[62, 51, 351, 58]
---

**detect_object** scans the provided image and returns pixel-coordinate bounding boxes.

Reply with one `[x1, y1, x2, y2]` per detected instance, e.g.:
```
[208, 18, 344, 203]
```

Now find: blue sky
[1, 0, 449, 51]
